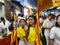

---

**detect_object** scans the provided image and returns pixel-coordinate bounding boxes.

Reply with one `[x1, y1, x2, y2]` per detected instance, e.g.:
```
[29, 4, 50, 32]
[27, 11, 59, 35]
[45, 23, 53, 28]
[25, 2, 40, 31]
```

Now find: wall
[0, 0, 4, 3]
[0, 0, 5, 18]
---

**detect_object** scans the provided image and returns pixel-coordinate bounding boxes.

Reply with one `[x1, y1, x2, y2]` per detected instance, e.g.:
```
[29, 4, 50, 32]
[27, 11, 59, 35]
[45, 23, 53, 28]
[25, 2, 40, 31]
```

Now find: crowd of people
[40, 14, 60, 45]
[0, 14, 60, 45]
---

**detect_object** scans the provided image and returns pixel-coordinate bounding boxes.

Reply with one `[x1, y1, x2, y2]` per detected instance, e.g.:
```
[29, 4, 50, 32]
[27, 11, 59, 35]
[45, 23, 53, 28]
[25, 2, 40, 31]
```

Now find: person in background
[50, 15, 60, 45]
[42, 14, 54, 45]
[0, 17, 11, 37]
[9, 16, 14, 32]
[51, 14, 56, 26]
[41, 16, 47, 45]
[17, 19, 28, 45]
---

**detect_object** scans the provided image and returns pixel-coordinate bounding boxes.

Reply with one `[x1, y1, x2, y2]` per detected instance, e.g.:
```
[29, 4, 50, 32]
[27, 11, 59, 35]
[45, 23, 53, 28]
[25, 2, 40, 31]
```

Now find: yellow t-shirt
[27, 27, 36, 44]
[17, 26, 28, 41]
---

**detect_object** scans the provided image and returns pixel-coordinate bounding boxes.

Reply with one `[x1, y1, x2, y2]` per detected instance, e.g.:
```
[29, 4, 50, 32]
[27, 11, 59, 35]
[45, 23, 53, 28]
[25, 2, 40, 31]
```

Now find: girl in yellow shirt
[17, 19, 28, 45]
[27, 15, 37, 45]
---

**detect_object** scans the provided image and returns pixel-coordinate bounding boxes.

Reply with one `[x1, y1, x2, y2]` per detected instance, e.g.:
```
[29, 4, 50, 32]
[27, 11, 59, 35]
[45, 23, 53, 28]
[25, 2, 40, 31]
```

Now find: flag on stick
[35, 0, 42, 45]
[11, 12, 18, 45]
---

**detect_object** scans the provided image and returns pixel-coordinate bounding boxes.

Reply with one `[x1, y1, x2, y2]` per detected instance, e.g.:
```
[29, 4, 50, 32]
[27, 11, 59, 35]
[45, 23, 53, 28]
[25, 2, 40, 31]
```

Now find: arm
[24, 36, 28, 45]
[23, 26, 28, 45]
[42, 26, 52, 29]
[42, 20, 53, 29]
[50, 39, 54, 45]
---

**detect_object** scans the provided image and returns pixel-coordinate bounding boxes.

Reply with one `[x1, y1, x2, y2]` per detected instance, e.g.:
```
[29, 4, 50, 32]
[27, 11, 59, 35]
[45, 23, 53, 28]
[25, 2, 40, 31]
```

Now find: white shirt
[0, 20, 11, 32]
[51, 19, 56, 26]
[50, 27, 60, 45]
[42, 19, 53, 37]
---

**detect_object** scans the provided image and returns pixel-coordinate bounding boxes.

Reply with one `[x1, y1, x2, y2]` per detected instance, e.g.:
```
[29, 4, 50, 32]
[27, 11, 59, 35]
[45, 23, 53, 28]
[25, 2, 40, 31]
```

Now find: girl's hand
[24, 26, 27, 32]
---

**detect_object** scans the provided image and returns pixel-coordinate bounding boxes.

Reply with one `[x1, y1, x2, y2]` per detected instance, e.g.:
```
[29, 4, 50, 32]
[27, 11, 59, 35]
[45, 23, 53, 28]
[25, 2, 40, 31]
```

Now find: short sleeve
[42, 20, 47, 27]
[50, 27, 55, 39]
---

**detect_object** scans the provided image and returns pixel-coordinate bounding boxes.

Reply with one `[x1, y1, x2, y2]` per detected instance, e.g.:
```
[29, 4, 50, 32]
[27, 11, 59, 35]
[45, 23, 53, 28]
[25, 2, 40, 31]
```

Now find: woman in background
[42, 14, 54, 45]
[50, 15, 60, 45]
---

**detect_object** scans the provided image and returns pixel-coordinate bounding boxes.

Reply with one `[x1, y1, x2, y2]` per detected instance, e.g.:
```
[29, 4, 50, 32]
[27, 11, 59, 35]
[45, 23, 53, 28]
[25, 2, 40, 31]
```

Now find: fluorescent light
[51, 11, 55, 14]
[57, 7, 60, 9]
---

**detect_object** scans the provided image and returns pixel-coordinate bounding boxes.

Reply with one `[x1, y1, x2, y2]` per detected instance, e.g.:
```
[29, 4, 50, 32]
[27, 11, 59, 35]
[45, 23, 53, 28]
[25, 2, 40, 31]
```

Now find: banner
[0, 35, 11, 45]
[11, 12, 18, 45]
[38, 0, 53, 11]
[52, 0, 60, 7]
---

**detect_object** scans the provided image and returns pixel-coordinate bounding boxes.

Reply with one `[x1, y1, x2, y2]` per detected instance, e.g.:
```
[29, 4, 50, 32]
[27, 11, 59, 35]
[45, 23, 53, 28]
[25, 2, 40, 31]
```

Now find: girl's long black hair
[27, 15, 36, 37]
[19, 19, 26, 24]
[55, 15, 60, 27]
[28, 15, 36, 30]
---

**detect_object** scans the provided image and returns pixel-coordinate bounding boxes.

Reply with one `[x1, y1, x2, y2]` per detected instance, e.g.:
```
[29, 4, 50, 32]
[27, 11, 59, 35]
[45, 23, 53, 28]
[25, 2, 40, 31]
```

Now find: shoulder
[51, 27, 57, 32]
[44, 19, 49, 21]
[6, 20, 11, 25]
[6, 20, 10, 23]
[51, 27, 57, 30]
[42, 19, 49, 26]
[30, 27, 34, 30]
[17, 27, 22, 32]
[17, 27, 21, 30]
[43, 19, 49, 23]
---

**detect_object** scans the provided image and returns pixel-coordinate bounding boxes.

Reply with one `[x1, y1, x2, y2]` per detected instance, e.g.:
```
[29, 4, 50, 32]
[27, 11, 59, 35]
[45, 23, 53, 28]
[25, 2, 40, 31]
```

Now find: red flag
[0, 35, 11, 45]
[35, 6, 42, 45]
[35, 0, 44, 45]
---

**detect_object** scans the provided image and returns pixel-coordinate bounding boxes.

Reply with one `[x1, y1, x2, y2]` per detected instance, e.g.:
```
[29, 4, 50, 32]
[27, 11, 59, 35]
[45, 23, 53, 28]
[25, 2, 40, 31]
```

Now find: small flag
[0, 35, 11, 45]
[35, 0, 42, 45]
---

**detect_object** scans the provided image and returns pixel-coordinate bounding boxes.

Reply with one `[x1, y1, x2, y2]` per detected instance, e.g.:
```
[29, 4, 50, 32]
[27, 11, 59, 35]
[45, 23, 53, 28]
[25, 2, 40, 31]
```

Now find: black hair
[55, 15, 60, 27]
[1, 17, 4, 21]
[49, 14, 55, 16]
[1, 17, 5, 25]
[28, 15, 36, 24]
[52, 15, 55, 19]
[27, 15, 36, 37]
[48, 14, 55, 20]
[19, 19, 26, 24]
[48, 14, 55, 17]
[18, 14, 24, 17]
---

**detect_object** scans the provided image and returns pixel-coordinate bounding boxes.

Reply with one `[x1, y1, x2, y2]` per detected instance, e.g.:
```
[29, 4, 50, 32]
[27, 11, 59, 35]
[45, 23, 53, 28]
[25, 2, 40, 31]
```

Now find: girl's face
[57, 16, 60, 26]
[20, 20, 26, 26]
[28, 17, 35, 25]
